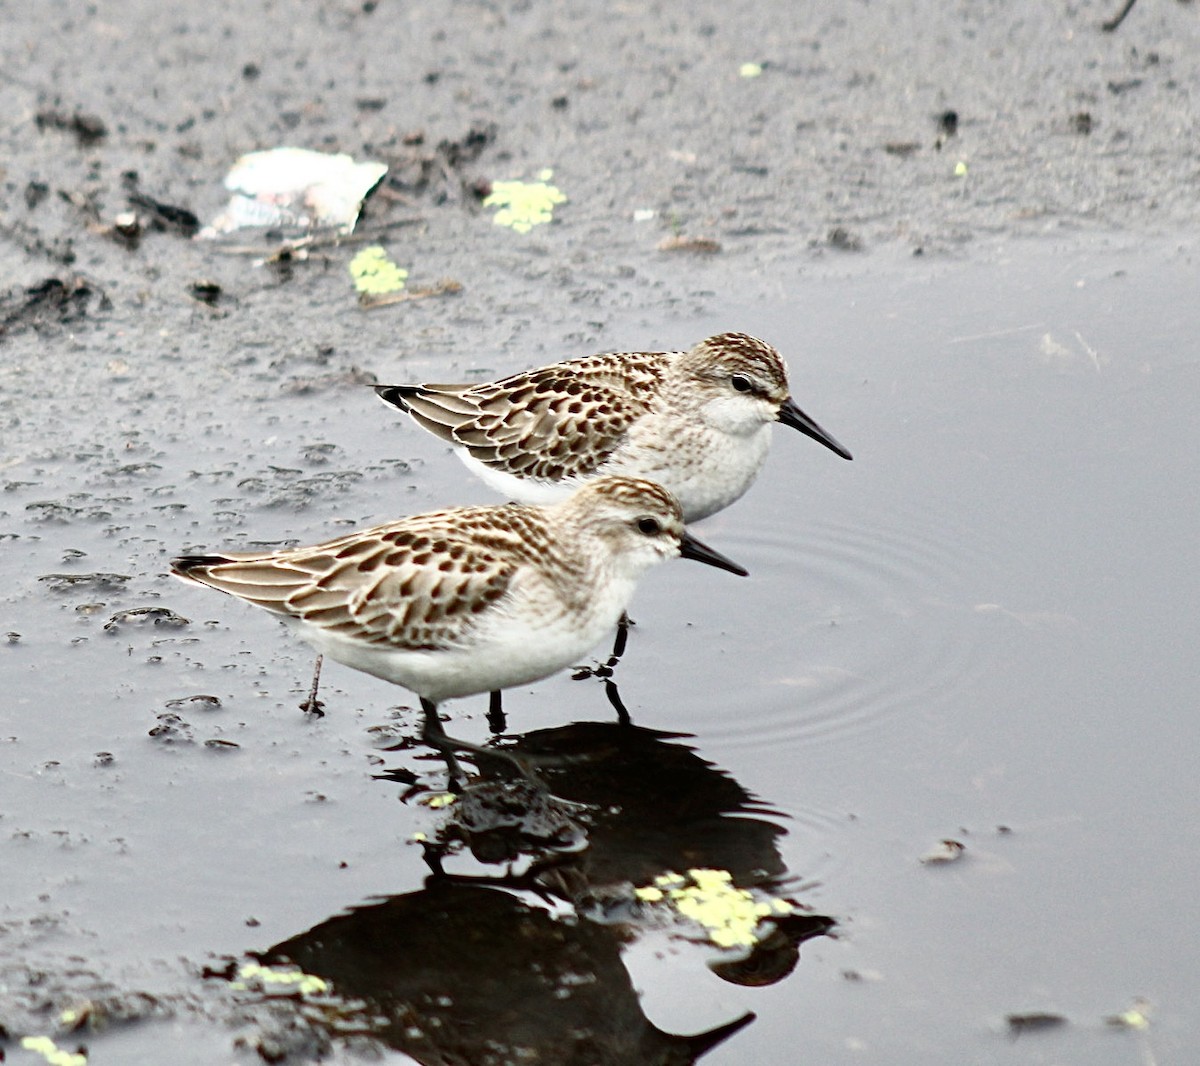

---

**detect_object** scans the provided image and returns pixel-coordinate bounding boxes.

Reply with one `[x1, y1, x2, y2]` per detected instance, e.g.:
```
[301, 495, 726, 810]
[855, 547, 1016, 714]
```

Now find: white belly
[457, 451, 575, 505]
[288, 571, 634, 705]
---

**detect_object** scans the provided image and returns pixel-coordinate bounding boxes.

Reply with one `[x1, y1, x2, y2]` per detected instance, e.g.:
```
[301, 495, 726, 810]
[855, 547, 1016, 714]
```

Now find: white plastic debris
[198, 148, 387, 238]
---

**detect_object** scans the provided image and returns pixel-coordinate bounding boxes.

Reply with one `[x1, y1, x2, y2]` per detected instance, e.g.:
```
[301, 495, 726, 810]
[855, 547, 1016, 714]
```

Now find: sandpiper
[374, 332, 852, 523]
[171, 477, 746, 777]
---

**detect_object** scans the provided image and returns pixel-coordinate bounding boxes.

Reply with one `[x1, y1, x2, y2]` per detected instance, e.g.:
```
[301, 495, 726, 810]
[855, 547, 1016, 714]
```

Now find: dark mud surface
[3, 2, 1199, 1064]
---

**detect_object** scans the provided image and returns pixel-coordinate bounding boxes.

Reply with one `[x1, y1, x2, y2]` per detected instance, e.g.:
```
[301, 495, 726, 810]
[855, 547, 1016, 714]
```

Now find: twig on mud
[1102, 0, 1138, 31]
[358, 279, 463, 308]
[206, 217, 425, 262]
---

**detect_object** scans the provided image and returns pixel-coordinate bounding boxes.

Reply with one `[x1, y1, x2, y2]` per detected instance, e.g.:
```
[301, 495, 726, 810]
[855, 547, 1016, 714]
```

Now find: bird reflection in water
[234, 721, 833, 1063]
[261, 884, 754, 1065]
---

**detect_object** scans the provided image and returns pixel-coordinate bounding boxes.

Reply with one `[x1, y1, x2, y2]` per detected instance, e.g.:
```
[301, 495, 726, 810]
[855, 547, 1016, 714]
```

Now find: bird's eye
[637, 517, 661, 536]
[731, 374, 754, 393]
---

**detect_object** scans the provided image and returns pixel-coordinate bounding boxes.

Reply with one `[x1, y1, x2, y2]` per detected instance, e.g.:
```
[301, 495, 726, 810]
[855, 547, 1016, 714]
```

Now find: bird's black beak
[778, 397, 853, 460]
[679, 531, 749, 576]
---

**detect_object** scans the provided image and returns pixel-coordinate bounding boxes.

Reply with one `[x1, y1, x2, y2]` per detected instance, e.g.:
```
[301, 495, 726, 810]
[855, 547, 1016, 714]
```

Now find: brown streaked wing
[184, 509, 537, 651]
[299, 513, 529, 650]
[410, 350, 675, 481]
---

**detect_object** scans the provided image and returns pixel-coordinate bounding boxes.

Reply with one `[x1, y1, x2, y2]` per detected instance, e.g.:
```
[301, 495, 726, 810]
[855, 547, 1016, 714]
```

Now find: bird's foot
[299, 696, 325, 717]
[300, 654, 326, 716]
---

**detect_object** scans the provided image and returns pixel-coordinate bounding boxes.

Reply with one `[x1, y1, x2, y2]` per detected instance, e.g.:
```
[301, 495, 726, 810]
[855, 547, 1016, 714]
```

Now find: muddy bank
[3, 2, 1199, 1064]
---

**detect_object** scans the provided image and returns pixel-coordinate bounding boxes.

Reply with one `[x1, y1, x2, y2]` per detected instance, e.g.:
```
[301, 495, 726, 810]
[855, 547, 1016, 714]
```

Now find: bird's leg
[420, 698, 466, 790]
[611, 611, 632, 662]
[486, 690, 507, 734]
[419, 697, 541, 787]
[570, 613, 635, 681]
[604, 678, 632, 726]
[419, 837, 450, 880]
[299, 654, 326, 716]
[604, 613, 633, 724]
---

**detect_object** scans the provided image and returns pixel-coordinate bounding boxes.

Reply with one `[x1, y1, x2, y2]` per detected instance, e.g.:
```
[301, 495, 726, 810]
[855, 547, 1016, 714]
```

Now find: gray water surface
[3, 236, 1198, 1064]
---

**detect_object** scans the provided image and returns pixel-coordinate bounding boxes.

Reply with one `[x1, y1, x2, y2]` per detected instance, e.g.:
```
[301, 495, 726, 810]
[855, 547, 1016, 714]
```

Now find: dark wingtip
[171, 554, 229, 577]
[374, 384, 416, 412]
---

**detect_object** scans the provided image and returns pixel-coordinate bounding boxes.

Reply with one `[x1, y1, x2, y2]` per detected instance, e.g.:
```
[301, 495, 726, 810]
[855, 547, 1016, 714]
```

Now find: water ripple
[698, 502, 1004, 753]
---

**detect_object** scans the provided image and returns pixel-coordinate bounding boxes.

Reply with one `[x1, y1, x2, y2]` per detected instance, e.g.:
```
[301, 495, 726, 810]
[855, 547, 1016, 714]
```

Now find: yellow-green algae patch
[21, 1036, 88, 1066]
[233, 961, 329, 997]
[483, 169, 566, 233]
[349, 245, 408, 296]
[634, 868, 794, 950]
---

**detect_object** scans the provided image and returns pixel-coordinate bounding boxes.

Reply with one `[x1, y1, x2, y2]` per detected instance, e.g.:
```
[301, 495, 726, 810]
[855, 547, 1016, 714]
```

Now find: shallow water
[2, 236, 1198, 1063]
